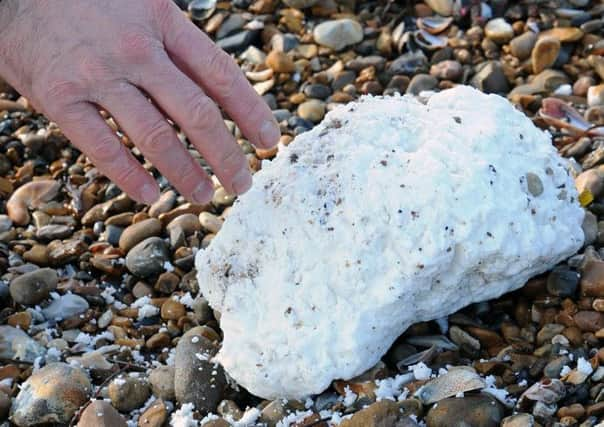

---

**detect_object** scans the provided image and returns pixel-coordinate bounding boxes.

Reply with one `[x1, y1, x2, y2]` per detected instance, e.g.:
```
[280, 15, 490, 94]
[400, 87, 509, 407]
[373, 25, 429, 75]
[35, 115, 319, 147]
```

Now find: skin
[0, 0, 280, 204]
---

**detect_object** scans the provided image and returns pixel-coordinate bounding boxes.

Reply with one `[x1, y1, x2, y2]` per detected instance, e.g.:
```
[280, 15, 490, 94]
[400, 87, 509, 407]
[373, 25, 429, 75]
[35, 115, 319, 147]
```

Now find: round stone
[510, 32, 537, 60]
[547, 266, 579, 297]
[313, 19, 363, 51]
[108, 375, 151, 412]
[125, 237, 170, 278]
[297, 99, 326, 123]
[119, 218, 162, 252]
[76, 400, 127, 427]
[161, 299, 186, 321]
[9, 268, 58, 306]
[150, 366, 176, 401]
[485, 18, 514, 44]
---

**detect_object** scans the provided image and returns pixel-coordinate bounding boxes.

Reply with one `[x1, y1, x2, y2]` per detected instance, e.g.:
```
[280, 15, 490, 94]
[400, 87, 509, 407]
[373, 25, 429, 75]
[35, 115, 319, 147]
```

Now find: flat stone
[174, 327, 227, 413]
[510, 32, 537, 60]
[313, 19, 363, 51]
[42, 293, 89, 321]
[125, 237, 170, 277]
[425, 394, 504, 427]
[119, 218, 162, 252]
[11, 363, 91, 426]
[76, 400, 127, 427]
[9, 268, 58, 306]
[339, 400, 410, 427]
[108, 375, 151, 412]
[0, 325, 46, 362]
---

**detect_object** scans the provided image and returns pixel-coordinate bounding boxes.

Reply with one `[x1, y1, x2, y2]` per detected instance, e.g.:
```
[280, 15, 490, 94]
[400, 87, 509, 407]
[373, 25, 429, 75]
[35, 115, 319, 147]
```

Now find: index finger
[160, 4, 280, 149]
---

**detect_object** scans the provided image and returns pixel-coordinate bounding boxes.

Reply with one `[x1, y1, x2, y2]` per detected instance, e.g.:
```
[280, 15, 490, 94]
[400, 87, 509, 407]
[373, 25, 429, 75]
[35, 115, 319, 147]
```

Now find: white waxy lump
[195, 86, 584, 399]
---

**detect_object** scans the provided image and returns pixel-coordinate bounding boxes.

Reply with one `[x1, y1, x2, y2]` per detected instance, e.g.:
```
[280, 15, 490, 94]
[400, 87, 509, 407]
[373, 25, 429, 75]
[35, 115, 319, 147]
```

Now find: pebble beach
[1, 0, 604, 426]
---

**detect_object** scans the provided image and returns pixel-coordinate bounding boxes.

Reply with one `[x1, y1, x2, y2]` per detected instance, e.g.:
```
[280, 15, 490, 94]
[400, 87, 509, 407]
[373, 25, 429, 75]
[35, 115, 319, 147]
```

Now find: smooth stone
[532, 36, 560, 74]
[510, 32, 537, 60]
[580, 259, 604, 297]
[137, 399, 168, 427]
[9, 268, 58, 306]
[108, 375, 151, 412]
[313, 19, 363, 51]
[35, 224, 72, 240]
[42, 294, 89, 321]
[11, 363, 91, 426]
[149, 366, 176, 401]
[76, 400, 127, 427]
[389, 50, 429, 75]
[544, 356, 571, 378]
[239, 46, 267, 65]
[125, 237, 170, 278]
[583, 211, 598, 246]
[425, 395, 504, 427]
[216, 14, 246, 40]
[0, 391, 9, 422]
[471, 61, 510, 94]
[575, 168, 604, 197]
[485, 18, 514, 44]
[0, 214, 12, 233]
[161, 299, 186, 321]
[587, 84, 604, 107]
[547, 266, 579, 297]
[406, 74, 438, 95]
[271, 33, 299, 53]
[282, 0, 319, 7]
[297, 99, 326, 123]
[424, 0, 453, 16]
[216, 30, 260, 54]
[430, 60, 462, 81]
[501, 413, 534, 427]
[266, 50, 296, 73]
[119, 218, 162, 252]
[174, 327, 227, 413]
[0, 325, 46, 362]
[304, 83, 332, 100]
[339, 400, 416, 427]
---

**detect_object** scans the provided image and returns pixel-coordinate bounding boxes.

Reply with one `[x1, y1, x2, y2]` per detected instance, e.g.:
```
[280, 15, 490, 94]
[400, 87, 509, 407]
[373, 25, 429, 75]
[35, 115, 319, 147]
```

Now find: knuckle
[44, 81, 85, 108]
[206, 50, 240, 94]
[112, 162, 140, 186]
[117, 28, 162, 64]
[92, 134, 123, 164]
[219, 146, 245, 175]
[187, 93, 219, 131]
[171, 158, 199, 188]
[78, 55, 113, 82]
[138, 120, 174, 157]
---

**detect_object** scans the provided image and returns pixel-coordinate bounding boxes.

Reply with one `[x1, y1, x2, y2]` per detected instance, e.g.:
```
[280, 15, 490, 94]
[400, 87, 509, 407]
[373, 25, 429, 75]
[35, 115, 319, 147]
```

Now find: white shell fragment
[195, 86, 584, 399]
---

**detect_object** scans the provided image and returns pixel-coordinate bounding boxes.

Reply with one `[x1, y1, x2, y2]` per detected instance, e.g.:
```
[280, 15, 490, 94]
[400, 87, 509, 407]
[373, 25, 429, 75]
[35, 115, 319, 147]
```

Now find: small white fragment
[577, 357, 594, 375]
[411, 362, 432, 381]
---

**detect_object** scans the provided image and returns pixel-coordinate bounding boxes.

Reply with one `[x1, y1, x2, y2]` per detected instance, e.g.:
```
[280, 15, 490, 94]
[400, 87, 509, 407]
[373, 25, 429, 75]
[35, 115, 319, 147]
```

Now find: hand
[0, 0, 280, 204]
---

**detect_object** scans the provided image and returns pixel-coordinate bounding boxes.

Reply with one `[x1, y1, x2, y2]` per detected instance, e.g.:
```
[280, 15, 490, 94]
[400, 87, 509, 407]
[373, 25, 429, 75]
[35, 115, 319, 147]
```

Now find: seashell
[396, 346, 438, 370]
[414, 30, 448, 51]
[415, 367, 486, 404]
[417, 16, 453, 35]
[188, 0, 216, 21]
[405, 335, 458, 351]
[518, 378, 565, 405]
[539, 98, 604, 136]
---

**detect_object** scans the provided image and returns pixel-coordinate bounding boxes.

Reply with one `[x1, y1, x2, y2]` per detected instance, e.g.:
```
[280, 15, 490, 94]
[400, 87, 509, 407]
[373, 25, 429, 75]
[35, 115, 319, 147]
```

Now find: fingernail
[140, 183, 159, 205]
[259, 119, 280, 148]
[191, 181, 213, 204]
[232, 168, 252, 195]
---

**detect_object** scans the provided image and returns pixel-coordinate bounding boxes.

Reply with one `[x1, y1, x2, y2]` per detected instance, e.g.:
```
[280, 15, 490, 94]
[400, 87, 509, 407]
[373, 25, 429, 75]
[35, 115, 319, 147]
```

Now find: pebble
[149, 366, 176, 401]
[266, 50, 295, 73]
[9, 267, 58, 306]
[510, 32, 538, 60]
[424, 0, 453, 16]
[297, 99, 326, 123]
[580, 259, 604, 297]
[429, 60, 462, 81]
[199, 212, 224, 234]
[573, 310, 604, 331]
[471, 61, 509, 94]
[108, 375, 151, 412]
[137, 399, 168, 427]
[174, 327, 227, 413]
[532, 36, 560, 74]
[484, 18, 514, 44]
[161, 299, 186, 320]
[11, 363, 91, 426]
[339, 400, 416, 427]
[216, 30, 259, 53]
[42, 293, 89, 321]
[0, 325, 46, 362]
[587, 84, 604, 107]
[76, 400, 127, 427]
[501, 414, 534, 427]
[547, 266, 579, 297]
[0, 391, 9, 422]
[282, 0, 318, 8]
[406, 74, 438, 95]
[575, 168, 604, 197]
[425, 394, 504, 427]
[125, 237, 170, 277]
[313, 19, 363, 51]
[119, 218, 162, 252]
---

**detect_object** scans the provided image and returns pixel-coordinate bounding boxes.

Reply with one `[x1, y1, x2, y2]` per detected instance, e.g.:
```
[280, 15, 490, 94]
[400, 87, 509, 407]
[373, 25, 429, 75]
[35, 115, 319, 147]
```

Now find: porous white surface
[195, 86, 584, 399]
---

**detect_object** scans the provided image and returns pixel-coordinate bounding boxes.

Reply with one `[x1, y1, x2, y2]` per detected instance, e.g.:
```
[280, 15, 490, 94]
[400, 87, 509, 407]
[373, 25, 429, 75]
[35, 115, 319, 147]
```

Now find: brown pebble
[558, 403, 586, 419]
[7, 311, 32, 330]
[586, 401, 604, 417]
[532, 36, 560, 74]
[266, 50, 296, 73]
[580, 259, 604, 297]
[119, 218, 162, 252]
[138, 399, 168, 427]
[161, 299, 186, 321]
[573, 310, 604, 332]
[146, 332, 171, 350]
[77, 400, 127, 427]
